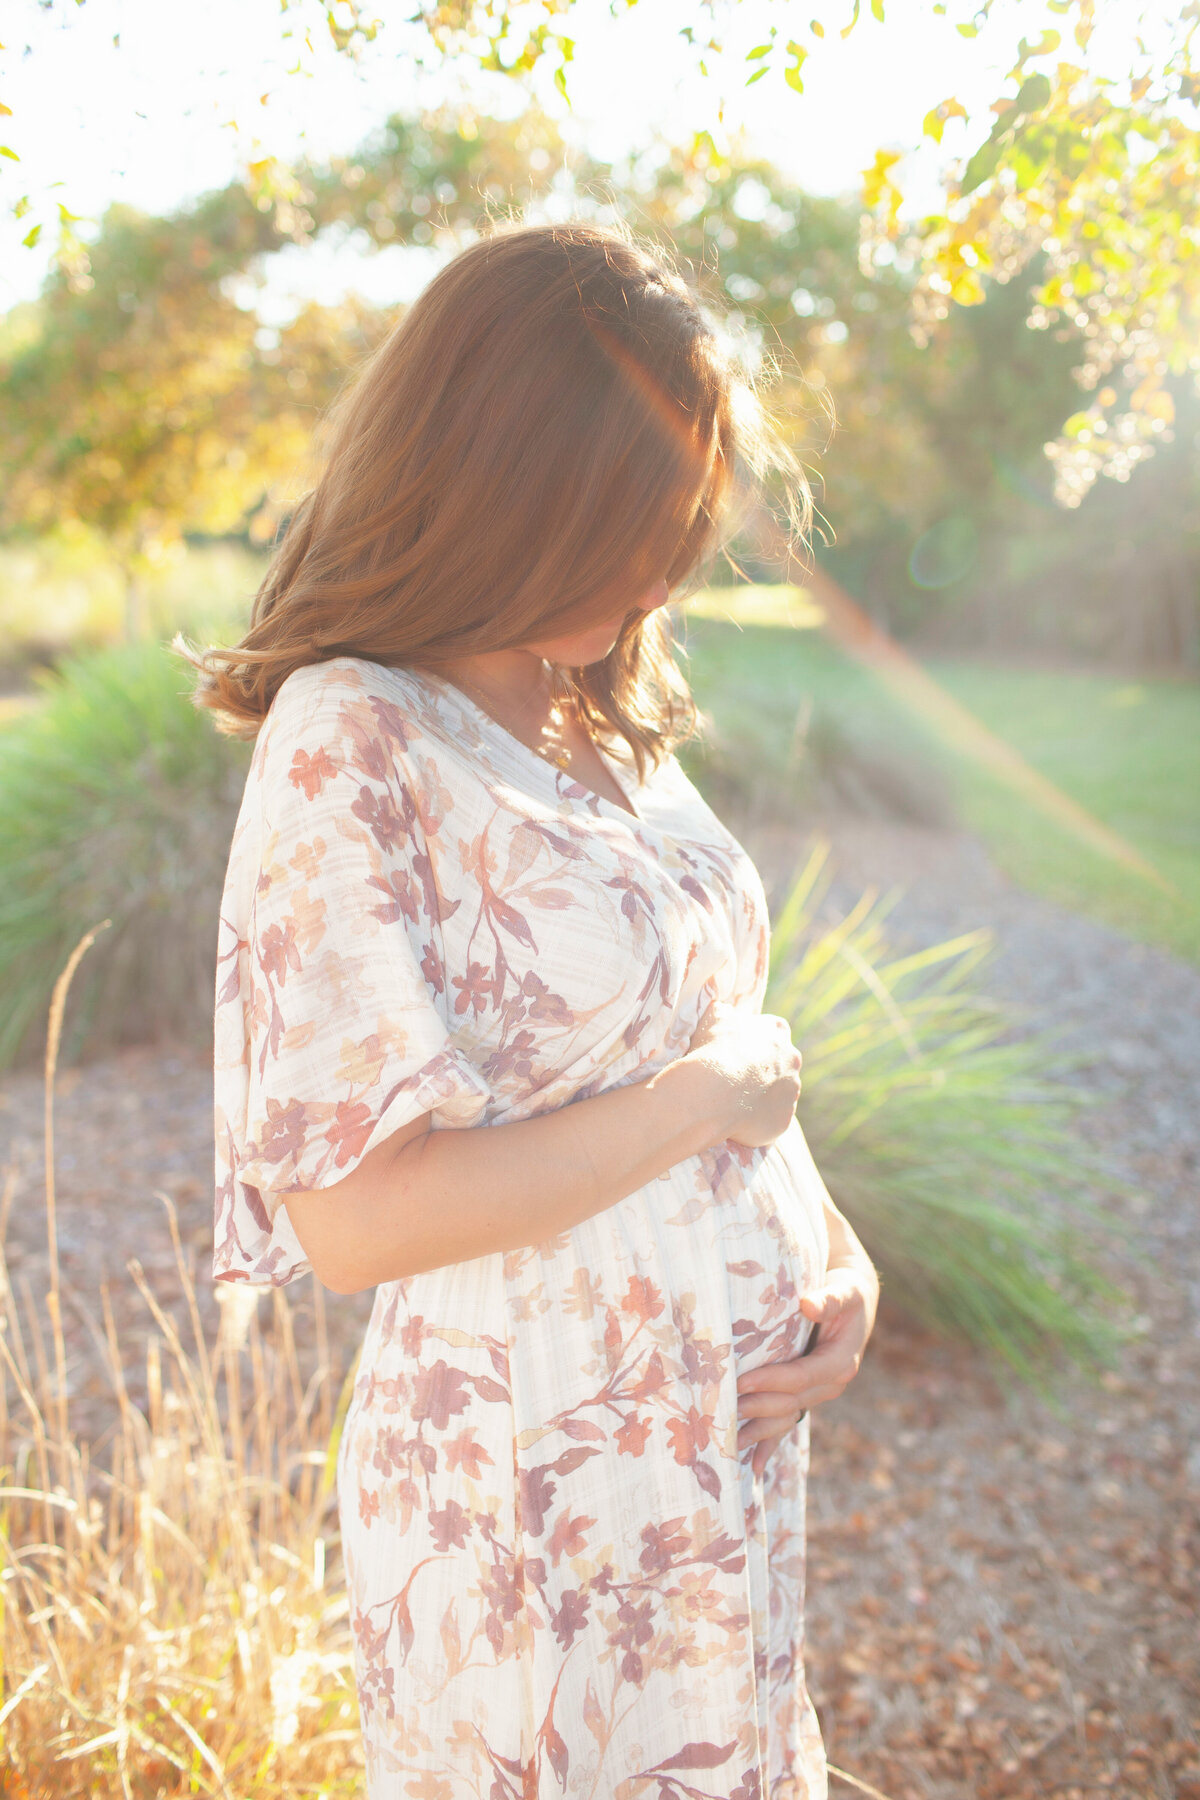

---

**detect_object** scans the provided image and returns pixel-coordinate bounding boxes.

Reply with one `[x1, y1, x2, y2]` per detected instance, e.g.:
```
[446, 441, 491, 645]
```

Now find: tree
[9, 102, 1184, 660]
[0, 107, 572, 634]
[6, 0, 1197, 507]
[0, 188, 387, 634]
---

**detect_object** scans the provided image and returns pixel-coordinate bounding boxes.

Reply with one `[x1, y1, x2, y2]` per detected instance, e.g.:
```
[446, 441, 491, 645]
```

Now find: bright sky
[0, 0, 1132, 318]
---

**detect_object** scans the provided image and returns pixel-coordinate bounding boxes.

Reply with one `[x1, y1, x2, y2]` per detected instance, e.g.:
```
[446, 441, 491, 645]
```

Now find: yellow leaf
[949, 269, 986, 305]
[925, 96, 967, 140]
[861, 148, 903, 231]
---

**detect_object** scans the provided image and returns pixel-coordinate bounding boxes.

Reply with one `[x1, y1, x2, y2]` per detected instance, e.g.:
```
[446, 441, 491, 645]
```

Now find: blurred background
[0, 2, 1197, 1796]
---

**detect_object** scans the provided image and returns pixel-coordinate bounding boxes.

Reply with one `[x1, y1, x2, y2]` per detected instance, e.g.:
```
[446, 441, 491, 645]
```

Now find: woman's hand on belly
[680, 1001, 803, 1148]
[736, 1218, 880, 1477]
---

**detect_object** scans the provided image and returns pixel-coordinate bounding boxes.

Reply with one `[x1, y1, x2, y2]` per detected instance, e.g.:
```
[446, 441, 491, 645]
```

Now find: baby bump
[341, 1118, 832, 1552]
[711, 1117, 831, 1378]
[495, 1115, 831, 1439]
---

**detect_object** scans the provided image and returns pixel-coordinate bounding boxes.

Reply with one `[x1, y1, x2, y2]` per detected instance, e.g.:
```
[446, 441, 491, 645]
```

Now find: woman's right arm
[283, 1008, 801, 1294]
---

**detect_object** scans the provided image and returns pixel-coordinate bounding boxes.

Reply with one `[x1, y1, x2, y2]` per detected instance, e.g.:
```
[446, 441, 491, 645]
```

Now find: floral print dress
[212, 655, 831, 1799]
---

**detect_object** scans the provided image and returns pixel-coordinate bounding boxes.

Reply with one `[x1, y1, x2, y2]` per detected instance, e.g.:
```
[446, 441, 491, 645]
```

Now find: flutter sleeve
[212, 664, 491, 1287]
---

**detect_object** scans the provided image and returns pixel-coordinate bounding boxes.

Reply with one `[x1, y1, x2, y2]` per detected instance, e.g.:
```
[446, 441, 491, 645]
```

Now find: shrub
[773, 847, 1128, 1382]
[0, 641, 249, 1066]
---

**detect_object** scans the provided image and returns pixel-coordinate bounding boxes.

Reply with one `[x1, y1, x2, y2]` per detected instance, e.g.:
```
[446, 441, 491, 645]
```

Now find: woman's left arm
[736, 1192, 881, 1477]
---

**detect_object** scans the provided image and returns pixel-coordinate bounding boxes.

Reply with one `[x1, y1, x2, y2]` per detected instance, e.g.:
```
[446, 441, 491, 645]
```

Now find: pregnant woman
[198, 221, 879, 1798]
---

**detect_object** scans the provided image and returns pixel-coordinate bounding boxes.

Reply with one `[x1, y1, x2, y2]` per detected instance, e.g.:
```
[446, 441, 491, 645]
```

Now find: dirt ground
[1, 812, 1197, 1800]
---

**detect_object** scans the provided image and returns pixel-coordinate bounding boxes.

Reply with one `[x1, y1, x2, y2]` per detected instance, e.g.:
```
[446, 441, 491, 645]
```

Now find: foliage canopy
[5, 0, 1197, 503]
[4, 106, 1193, 663]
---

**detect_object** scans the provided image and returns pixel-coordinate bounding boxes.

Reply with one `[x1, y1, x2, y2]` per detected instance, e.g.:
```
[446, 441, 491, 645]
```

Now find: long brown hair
[183, 218, 809, 772]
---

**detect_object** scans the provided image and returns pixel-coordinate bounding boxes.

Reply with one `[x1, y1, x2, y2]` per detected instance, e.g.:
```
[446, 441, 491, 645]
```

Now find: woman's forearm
[282, 1056, 733, 1293]
[821, 1190, 880, 1314]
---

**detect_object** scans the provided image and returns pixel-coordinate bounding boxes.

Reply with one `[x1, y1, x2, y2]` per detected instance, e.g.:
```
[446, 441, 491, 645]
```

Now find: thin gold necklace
[450, 663, 580, 772]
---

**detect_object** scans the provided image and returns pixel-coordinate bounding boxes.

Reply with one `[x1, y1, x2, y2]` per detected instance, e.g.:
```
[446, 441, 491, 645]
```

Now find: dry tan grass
[0, 930, 365, 1796]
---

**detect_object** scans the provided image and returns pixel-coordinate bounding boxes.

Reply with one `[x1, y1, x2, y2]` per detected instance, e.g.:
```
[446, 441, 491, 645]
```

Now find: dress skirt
[335, 1119, 830, 1798]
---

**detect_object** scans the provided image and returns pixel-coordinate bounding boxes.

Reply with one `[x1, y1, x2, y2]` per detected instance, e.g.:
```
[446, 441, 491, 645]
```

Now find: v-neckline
[416, 670, 648, 825]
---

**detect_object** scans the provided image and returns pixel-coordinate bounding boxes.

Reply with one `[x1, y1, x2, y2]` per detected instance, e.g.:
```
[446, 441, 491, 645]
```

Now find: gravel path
[1, 812, 1196, 1799]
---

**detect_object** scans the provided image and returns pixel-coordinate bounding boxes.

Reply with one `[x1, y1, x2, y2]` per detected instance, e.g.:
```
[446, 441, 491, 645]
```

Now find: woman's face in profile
[525, 579, 671, 667]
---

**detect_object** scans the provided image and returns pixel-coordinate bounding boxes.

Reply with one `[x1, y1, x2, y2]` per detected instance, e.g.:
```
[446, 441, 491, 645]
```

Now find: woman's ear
[635, 579, 671, 613]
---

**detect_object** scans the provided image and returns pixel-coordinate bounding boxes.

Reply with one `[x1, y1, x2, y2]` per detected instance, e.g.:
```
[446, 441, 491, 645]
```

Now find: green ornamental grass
[772, 848, 1128, 1385]
[0, 640, 249, 1065]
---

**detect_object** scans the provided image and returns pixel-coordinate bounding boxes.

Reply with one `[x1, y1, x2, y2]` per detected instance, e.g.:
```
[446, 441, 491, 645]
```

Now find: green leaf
[0, 145, 19, 163]
[956, 20, 978, 35]
[870, 0, 884, 19]
[746, 64, 770, 84]
[924, 106, 945, 143]
[1015, 71, 1052, 113]
[553, 63, 569, 99]
[21, 222, 41, 247]
[13, 192, 30, 218]
[1052, 129, 1090, 173]
[785, 62, 806, 92]
[746, 41, 773, 59]
[811, 17, 825, 36]
[841, 0, 860, 39]
[960, 133, 1005, 195]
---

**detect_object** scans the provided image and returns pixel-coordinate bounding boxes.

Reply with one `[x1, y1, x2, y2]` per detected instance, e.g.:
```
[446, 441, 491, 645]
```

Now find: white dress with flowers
[212, 655, 830, 1798]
